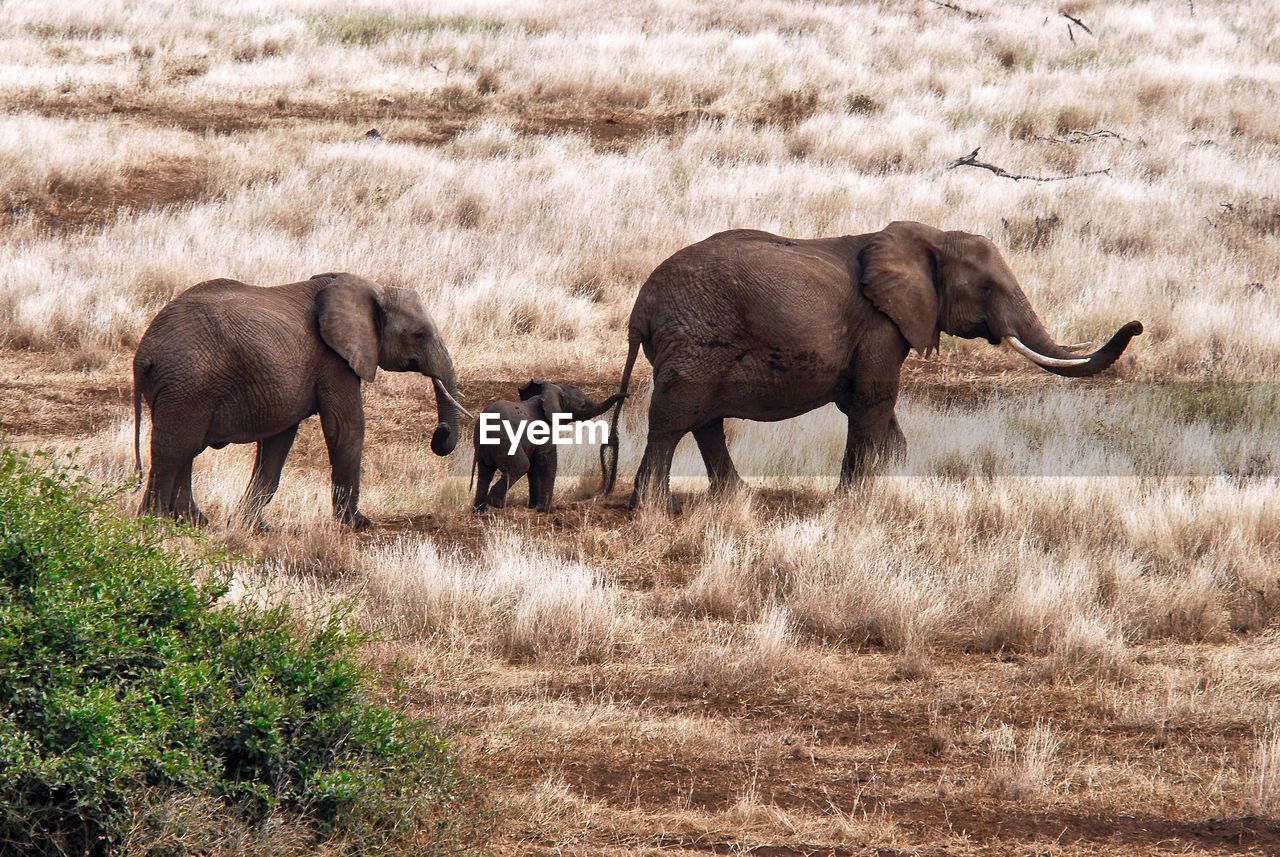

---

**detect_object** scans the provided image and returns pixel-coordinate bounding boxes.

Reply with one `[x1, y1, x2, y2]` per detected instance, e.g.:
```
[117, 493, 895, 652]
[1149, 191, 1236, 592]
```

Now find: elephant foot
[339, 510, 373, 530]
[629, 491, 678, 514]
[707, 475, 747, 497]
[472, 504, 490, 515]
[181, 507, 210, 528]
[236, 508, 271, 533]
[836, 472, 872, 495]
[534, 503, 553, 513]
[488, 497, 506, 510]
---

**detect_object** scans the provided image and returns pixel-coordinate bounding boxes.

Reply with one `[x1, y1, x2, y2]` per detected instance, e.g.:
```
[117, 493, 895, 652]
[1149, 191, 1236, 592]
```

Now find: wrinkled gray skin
[604, 221, 1142, 508]
[133, 272, 462, 529]
[473, 380, 623, 513]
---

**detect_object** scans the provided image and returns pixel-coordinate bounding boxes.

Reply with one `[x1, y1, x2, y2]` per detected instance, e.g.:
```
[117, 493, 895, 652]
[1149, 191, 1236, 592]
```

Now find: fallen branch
[1033, 129, 1130, 145]
[927, 0, 983, 19]
[940, 147, 1111, 182]
[1060, 10, 1093, 35]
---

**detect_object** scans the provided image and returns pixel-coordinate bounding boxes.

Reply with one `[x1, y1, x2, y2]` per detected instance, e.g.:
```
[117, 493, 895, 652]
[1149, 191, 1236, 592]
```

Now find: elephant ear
[518, 379, 545, 401]
[316, 276, 382, 382]
[860, 221, 942, 356]
[538, 385, 564, 419]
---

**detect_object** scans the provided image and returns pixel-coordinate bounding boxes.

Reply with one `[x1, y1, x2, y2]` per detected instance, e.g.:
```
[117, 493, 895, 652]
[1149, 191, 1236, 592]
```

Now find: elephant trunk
[572, 393, 625, 422]
[1003, 294, 1143, 378]
[423, 341, 466, 456]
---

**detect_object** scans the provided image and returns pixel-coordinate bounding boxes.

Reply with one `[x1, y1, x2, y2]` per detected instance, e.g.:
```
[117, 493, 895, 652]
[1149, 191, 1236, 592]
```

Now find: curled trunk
[1005, 295, 1143, 377]
[424, 341, 464, 456]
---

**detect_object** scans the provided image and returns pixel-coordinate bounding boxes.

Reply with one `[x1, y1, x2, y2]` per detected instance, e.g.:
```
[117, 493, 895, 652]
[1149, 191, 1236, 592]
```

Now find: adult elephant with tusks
[132, 272, 472, 529]
[601, 221, 1143, 508]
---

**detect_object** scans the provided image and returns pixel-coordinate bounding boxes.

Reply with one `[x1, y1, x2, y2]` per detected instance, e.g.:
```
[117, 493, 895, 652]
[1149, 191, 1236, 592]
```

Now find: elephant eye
[980, 281, 996, 296]
[411, 329, 428, 341]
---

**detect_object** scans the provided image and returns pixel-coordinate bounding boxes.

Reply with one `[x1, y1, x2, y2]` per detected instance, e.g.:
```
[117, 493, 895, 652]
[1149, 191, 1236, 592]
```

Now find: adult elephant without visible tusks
[133, 272, 469, 529]
[603, 221, 1142, 507]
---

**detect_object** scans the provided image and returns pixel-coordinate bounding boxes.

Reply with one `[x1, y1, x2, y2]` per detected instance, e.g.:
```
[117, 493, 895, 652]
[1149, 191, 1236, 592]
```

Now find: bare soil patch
[1, 154, 210, 233]
[13, 90, 696, 150]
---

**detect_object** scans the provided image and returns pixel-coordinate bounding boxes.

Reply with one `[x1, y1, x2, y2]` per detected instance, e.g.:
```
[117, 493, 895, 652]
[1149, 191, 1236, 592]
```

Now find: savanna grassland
[3, 1, 1280, 853]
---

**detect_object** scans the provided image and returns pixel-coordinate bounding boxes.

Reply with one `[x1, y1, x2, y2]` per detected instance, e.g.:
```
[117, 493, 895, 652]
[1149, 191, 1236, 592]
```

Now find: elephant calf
[472, 380, 622, 513]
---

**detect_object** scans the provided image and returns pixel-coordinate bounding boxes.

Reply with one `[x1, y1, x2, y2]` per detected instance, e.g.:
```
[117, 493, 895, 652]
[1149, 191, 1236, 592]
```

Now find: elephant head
[860, 221, 1142, 376]
[315, 274, 468, 455]
[519, 379, 622, 421]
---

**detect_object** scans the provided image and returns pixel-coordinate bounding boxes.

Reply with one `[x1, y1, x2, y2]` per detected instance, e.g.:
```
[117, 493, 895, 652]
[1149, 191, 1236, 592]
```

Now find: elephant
[601, 221, 1143, 507]
[132, 272, 470, 529]
[472, 379, 623, 513]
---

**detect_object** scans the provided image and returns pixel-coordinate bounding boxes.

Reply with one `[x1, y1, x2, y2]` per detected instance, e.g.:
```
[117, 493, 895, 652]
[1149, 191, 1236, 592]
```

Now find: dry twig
[1060, 10, 1093, 34]
[927, 0, 983, 19]
[1061, 10, 1094, 43]
[940, 147, 1111, 182]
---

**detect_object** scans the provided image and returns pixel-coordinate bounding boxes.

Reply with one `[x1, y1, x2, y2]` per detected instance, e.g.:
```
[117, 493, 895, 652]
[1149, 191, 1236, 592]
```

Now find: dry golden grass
[7, 350, 1279, 852]
[4, 0, 1280, 852]
[2, 0, 1279, 379]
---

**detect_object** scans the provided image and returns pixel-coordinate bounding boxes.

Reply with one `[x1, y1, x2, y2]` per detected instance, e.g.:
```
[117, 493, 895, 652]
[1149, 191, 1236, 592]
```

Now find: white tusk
[432, 378, 474, 420]
[1003, 336, 1091, 368]
[1061, 341, 1093, 353]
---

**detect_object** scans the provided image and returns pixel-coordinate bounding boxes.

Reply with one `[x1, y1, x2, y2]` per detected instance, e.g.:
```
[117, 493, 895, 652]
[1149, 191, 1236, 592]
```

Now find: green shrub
[0, 448, 485, 855]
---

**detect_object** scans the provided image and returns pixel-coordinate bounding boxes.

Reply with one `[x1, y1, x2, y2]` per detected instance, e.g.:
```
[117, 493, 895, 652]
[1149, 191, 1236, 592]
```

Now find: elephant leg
[318, 385, 369, 529]
[693, 419, 745, 496]
[473, 462, 497, 512]
[142, 455, 174, 519]
[529, 451, 557, 512]
[839, 395, 905, 488]
[630, 367, 704, 510]
[838, 334, 907, 488]
[526, 457, 542, 510]
[144, 406, 209, 524]
[630, 431, 681, 510]
[884, 414, 907, 464]
[239, 425, 299, 530]
[488, 452, 530, 510]
[171, 457, 208, 527]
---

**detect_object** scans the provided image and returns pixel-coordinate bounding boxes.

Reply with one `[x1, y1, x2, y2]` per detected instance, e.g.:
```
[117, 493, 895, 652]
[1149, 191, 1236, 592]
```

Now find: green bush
[0, 448, 484, 855]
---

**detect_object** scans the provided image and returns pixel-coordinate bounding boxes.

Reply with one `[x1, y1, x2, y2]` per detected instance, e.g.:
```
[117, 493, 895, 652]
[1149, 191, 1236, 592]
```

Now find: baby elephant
[472, 379, 623, 512]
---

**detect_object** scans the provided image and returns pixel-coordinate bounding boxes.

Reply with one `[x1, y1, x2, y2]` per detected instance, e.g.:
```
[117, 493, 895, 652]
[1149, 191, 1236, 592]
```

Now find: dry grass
[364, 532, 630, 663]
[987, 720, 1063, 802]
[4, 0, 1280, 852]
[1251, 722, 1280, 818]
[6, 347, 1280, 850]
[1, 1, 1279, 378]
[7, 339, 1280, 849]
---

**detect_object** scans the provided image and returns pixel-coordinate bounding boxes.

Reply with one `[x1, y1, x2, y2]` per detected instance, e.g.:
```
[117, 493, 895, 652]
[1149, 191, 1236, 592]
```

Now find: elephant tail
[600, 336, 641, 494]
[132, 359, 146, 473]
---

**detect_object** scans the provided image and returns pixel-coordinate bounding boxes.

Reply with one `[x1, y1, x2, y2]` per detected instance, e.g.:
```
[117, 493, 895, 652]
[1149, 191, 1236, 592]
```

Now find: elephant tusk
[1061, 341, 1093, 353]
[433, 378, 475, 420]
[1003, 336, 1091, 368]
